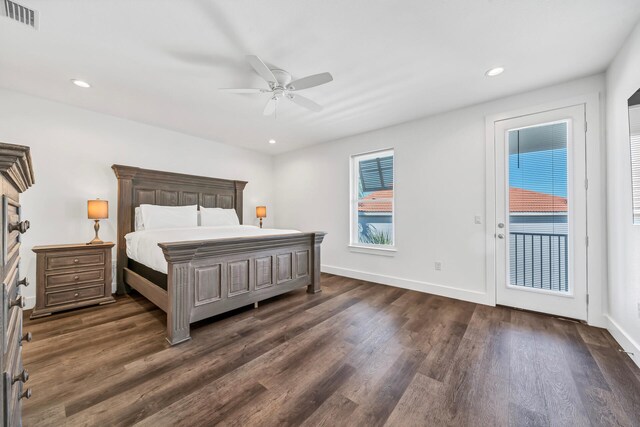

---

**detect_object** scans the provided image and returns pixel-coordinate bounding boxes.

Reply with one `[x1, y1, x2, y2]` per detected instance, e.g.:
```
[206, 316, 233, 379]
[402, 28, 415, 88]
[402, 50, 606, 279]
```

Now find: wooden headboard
[111, 164, 247, 293]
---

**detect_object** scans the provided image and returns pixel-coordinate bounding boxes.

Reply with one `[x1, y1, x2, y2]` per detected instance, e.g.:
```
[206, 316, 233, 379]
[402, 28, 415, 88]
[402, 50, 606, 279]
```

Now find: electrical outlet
[435, 262, 442, 271]
[474, 215, 482, 225]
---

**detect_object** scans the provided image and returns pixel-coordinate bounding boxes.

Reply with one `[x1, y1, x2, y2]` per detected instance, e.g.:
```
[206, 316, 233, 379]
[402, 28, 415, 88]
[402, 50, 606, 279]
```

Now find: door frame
[485, 92, 606, 327]
[495, 108, 586, 319]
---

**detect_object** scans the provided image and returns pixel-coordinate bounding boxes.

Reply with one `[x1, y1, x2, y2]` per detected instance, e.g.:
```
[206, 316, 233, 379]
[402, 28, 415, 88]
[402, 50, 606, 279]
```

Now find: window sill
[348, 245, 397, 257]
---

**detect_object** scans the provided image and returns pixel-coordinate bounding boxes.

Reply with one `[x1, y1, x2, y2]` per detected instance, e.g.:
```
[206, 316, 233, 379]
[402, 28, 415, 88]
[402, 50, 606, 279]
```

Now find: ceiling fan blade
[246, 55, 278, 85]
[219, 88, 269, 94]
[287, 93, 323, 112]
[286, 72, 333, 91]
[263, 97, 278, 116]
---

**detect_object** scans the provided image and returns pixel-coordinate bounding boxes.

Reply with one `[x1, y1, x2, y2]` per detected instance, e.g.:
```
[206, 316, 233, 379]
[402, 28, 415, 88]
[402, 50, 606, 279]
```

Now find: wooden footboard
[158, 232, 326, 345]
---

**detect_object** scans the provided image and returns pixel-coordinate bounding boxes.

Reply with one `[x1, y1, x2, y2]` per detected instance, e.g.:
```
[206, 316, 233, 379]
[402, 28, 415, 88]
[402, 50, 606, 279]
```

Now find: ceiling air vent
[1, 0, 38, 29]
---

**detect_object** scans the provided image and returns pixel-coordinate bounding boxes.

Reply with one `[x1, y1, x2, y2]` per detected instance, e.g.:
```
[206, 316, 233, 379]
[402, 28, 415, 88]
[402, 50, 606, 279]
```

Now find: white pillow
[200, 207, 240, 227]
[134, 207, 203, 230]
[134, 207, 145, 231]
[222, 208, 240, 226]
[139, 204, 198, 230]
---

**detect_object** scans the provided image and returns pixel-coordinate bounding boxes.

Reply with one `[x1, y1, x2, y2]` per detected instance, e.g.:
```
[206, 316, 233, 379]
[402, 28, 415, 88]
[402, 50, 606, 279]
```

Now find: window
[350, 149, 394, 248]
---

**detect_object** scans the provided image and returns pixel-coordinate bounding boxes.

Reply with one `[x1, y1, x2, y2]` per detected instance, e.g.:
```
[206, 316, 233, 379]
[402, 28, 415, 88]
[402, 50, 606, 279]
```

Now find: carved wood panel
[168, 263, 191, 344]
[217, 194, 234, 209]
[181, 192, 198, 206]
[296, 251, 309, 278]
[200, 193, 217, 208]
[157, 190, 179, 206]
[194, 265, 222, 306]
[228, 260, 250, 296]
[255, 256, 274, 289]
[134, 189, 156, 206]
[276, 253, 292, 284]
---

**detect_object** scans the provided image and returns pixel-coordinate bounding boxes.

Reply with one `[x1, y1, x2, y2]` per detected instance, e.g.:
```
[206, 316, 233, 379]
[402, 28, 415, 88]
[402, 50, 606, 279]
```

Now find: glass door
[495, 105, 587, 320]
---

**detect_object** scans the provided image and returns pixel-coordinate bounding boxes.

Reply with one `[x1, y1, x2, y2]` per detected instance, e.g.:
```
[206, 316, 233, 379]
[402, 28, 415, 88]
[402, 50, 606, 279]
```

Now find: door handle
[498, 223, 505, 229]
[497, 234, 505, 239]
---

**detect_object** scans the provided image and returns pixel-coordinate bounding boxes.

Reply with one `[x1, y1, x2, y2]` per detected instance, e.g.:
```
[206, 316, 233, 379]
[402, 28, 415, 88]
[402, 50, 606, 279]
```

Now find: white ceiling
[1, 0, 639, 154]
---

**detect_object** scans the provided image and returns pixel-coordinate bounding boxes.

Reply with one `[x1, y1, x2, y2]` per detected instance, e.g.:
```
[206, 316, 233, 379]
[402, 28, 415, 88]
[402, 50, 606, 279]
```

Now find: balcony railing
[510, 232, 568, 292]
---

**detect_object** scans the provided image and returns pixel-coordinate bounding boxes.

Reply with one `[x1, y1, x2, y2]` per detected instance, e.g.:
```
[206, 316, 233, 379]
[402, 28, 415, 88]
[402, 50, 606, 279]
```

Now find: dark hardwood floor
[22, 274, 640, 426]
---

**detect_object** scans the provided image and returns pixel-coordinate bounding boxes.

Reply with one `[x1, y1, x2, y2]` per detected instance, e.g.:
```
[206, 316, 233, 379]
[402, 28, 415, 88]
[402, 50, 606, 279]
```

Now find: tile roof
[510, 187, 567, 213]
[358, 190, 393, 213]
[358, 188, 566, 214]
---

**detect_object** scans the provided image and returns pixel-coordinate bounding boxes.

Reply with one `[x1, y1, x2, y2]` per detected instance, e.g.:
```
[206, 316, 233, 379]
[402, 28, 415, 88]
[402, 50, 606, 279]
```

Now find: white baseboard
[605, 315, 640, 369]
[321, 265, 493, 306]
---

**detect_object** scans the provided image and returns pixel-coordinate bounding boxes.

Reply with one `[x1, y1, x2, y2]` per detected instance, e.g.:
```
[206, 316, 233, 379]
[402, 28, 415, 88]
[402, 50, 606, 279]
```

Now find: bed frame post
[166, 261, 192, 345]
[234, 181, 247, 224]
[308, 232, 326, 294]
[112, 165, 137, 295]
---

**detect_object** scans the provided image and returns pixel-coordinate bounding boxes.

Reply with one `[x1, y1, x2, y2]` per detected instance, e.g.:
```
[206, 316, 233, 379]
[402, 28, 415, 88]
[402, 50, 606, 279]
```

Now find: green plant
[358, 223, 392, 245]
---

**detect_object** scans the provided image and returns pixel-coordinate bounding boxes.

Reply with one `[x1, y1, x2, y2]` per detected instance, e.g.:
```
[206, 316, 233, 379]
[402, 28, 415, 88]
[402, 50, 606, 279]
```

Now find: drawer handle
[12, 369, 28, 384]
[74, 293, 79, 298]
[73, 275, 80, 280]
[20, 332, 32, 344]
[18, 277, 29, 288]
[74, 258, 79, 264]
[9, 220, 30, 234]
[19, 389, 32, 400]
[9, 295, 24, 309]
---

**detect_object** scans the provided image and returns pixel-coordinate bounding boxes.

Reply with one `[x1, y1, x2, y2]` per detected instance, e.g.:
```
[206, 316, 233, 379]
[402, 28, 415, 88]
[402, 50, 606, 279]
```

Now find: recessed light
[268, 139, 276, 144]
[71, 79, 91, 88]
[485, 67, 504, 77]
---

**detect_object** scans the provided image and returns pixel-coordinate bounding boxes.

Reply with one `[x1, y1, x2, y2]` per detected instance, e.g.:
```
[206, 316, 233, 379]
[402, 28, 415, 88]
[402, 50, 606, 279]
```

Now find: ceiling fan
[219, 55, 333, 116]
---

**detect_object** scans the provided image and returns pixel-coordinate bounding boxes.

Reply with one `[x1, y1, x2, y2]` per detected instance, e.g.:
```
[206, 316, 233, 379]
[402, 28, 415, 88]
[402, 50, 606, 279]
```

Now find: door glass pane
[508, 122, 569, 293]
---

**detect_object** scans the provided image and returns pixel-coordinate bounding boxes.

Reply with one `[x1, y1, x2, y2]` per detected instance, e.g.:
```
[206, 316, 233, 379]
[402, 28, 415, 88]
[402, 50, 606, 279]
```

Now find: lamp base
[87, 220, 104, 245]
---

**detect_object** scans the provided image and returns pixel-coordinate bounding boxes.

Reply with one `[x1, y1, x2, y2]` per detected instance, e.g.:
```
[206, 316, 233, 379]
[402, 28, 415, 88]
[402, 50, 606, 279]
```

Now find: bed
[112, 165, 326, 345]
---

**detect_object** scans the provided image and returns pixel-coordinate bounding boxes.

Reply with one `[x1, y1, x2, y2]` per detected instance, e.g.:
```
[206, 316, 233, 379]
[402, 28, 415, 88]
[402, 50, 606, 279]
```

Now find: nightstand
[30, 242, 115, 319]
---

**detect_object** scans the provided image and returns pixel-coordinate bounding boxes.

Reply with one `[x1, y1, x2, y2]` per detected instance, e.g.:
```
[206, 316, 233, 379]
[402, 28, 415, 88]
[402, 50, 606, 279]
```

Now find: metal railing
[510, 232, 568, 292]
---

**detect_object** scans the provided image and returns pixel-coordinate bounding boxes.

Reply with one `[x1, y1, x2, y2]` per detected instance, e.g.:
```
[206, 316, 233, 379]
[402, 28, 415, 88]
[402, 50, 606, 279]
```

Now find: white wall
[605, 20, 640, 367]
[0, 88, 275, 308]
[275, 75, 607, 324]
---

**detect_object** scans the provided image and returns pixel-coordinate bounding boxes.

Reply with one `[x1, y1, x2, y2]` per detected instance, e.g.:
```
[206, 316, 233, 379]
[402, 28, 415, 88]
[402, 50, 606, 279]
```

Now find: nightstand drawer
[46, 251, 105, 270]
[45, 268, 104, 289]
[45, 284, 105, 306]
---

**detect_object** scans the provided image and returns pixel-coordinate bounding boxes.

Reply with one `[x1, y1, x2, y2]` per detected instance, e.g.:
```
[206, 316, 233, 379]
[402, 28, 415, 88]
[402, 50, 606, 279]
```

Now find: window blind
[629, 105, 640, 223]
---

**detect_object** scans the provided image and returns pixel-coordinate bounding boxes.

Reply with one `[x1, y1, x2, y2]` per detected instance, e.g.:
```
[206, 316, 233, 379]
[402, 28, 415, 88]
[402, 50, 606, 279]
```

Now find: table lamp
[87, 199, 108, 244]
[256, 206, 266, 228]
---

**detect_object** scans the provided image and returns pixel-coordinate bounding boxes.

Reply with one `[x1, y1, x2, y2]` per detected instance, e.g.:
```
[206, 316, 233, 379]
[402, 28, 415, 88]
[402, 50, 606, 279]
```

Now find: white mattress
[126, 225, 301, 274]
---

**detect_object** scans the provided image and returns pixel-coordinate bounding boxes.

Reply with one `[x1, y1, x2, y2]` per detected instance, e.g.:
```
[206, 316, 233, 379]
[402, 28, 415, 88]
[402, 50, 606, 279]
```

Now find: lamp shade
[256, 206, 267, 219]
[87, 199, 109, 220]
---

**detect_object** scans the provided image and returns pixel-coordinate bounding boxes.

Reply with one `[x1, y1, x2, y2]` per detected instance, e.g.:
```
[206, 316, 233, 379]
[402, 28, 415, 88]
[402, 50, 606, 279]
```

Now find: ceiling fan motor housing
[270, 69, 292, 87]
[219, 55, 331, 115]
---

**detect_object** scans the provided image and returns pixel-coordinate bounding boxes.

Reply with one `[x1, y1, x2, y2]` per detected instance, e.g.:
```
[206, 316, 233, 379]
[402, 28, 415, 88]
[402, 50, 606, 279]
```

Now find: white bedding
[126, 225, 301, 274]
